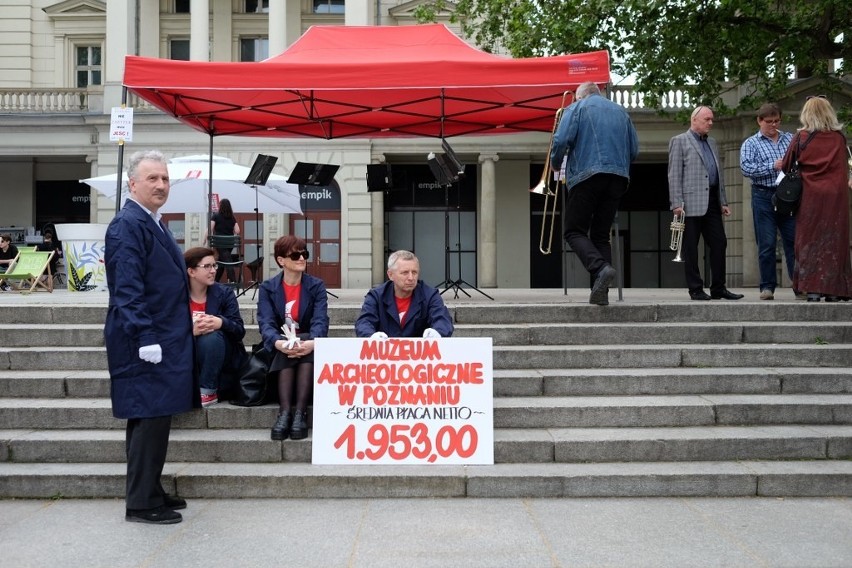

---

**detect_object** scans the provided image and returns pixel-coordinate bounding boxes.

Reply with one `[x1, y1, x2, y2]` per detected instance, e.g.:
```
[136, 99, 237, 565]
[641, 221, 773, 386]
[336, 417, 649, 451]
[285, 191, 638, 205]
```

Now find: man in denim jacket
[550, 82, 639, 305]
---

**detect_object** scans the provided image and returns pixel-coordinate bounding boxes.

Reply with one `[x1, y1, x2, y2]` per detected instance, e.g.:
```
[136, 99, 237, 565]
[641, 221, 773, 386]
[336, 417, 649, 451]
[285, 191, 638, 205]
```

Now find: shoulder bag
[773, 132, 815, 217]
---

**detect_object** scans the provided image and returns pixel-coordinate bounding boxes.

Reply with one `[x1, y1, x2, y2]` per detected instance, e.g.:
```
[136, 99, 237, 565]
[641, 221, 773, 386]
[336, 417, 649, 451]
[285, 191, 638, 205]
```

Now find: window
[75, 46, 101, 88]
[245, 0, 269, 13]
[314, 0, 344, 14]
[170, 39, 190, 61]
[175, 0, 190, 13]
[240, 37, 269, 62]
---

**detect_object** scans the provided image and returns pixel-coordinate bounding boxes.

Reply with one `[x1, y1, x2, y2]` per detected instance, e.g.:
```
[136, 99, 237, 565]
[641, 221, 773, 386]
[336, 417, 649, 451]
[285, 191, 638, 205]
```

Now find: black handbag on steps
[229, 343, 274, 406]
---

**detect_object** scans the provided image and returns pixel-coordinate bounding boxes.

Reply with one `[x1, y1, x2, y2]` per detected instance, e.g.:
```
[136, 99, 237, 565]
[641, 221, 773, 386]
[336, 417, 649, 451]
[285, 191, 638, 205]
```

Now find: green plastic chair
[0, 250, 55, 293]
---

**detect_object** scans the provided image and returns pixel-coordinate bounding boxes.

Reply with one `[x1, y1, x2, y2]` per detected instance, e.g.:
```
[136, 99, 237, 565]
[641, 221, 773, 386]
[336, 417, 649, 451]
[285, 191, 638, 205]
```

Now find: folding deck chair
[0, 250, 55, 293]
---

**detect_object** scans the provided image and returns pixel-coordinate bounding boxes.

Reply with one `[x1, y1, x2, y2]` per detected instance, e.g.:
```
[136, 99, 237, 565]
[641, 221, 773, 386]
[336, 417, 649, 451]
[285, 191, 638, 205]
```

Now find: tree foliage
[414, 0, 851, 116]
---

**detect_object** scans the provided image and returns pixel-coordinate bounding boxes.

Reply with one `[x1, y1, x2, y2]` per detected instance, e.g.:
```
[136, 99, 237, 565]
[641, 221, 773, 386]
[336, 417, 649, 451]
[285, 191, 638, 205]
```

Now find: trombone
[530, 91, 573, 255]
[670, 203, 685, 262]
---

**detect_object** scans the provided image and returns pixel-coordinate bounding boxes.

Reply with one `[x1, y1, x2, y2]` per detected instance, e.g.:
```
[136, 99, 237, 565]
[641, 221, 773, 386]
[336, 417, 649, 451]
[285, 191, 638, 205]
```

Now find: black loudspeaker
[366, 164, 394, 192]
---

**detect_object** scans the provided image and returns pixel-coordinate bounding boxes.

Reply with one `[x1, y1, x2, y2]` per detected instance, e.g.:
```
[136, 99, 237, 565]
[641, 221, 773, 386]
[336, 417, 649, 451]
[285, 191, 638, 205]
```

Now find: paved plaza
[2, 497, 851, 567]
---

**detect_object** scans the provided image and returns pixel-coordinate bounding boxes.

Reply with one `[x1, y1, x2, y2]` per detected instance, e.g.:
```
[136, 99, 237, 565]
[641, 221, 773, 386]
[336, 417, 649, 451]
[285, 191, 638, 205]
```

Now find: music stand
[239, 154, 277, 299]
[429, 144, 493, 301]
[287, 162, 341, 299]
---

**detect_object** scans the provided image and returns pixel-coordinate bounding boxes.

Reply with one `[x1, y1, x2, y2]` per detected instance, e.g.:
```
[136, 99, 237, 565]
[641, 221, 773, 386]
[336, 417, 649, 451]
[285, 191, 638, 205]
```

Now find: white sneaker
[759, 289, 774, 300]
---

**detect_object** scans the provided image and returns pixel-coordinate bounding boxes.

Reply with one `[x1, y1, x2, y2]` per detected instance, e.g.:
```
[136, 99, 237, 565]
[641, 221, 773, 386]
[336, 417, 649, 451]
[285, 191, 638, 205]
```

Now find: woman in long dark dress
[780, 96, 852, 302]
[256, 235, 329, 441]
[207, 198, 241, 283]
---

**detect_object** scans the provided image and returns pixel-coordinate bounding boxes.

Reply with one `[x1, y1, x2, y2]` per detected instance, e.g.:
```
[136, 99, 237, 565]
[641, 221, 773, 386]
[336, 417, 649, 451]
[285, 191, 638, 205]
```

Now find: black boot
[290, 410, 308, 440]
[270, 411, 291, 440]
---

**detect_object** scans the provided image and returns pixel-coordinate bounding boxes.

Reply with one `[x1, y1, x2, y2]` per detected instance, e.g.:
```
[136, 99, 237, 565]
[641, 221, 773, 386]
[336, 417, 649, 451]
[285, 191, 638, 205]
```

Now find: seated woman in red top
[184, 247, 247, 407]
[256, 235, 329, 441]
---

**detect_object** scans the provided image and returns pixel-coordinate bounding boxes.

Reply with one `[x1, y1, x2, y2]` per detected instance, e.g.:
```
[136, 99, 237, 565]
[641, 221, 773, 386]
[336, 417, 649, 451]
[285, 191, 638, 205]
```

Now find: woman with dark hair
[256, 235, 328, 440]
[184, 246, 247, 407]
[780, 96, 852, 302]
[206, 198, 241, 283]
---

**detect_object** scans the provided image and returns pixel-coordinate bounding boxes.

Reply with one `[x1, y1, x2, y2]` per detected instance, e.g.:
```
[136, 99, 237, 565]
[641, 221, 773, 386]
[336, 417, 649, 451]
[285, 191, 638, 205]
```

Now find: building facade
[1, 0, 849, 290]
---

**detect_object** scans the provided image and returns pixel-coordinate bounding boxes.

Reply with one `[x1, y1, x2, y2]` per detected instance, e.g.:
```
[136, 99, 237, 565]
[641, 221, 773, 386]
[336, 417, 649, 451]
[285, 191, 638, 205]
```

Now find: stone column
[345, 0, 375, 26]
[138, 0, 159, 58]
[269, 0, 301, 55]
[103, 2, 135, 110]
[370, 156, 386, 284]
[478, 154, 499, 288]
[190, 0, 209, 61]
[211, 0, 231, 62]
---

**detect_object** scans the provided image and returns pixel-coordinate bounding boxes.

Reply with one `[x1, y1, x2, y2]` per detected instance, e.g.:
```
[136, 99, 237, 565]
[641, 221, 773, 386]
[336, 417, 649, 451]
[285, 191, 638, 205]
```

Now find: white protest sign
[312, 337, 493, 465]
[109, 107, 134, 142]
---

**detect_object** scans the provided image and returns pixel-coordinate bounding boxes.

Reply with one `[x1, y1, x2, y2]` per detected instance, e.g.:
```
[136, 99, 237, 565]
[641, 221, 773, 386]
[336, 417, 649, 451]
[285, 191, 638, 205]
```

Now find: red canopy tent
[123, 24, 610, 139]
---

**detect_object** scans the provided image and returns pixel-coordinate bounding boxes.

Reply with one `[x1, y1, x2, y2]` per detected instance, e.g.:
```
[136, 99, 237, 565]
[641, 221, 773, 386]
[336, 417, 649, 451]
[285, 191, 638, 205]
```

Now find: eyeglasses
[285, 250, 310, 261]
[195, 263, 218, 270]
[806, 95, 827, 101]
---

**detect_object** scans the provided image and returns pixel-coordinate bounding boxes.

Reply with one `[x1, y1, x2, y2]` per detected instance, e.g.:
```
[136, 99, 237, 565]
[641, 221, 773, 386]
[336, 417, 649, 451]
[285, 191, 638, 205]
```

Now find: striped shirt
[740, 130, 792, 188]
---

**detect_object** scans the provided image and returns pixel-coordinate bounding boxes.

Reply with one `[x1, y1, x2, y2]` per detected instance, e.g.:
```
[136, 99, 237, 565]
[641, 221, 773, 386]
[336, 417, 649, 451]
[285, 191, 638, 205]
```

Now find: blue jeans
[196, 331, 232, 393]
[752, 187, 795, 291]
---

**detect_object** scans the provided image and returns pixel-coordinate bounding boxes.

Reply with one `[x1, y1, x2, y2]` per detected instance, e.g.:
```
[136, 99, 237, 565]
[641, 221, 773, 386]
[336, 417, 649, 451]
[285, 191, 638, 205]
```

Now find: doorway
[291, 211, 341, 288]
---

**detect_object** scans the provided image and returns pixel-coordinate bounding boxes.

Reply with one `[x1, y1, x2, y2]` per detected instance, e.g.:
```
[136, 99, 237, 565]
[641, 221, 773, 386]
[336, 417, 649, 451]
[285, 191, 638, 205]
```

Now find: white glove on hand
[280, 320, 300, 350]
[139, 344, 162, 364]
[422, 328, 441, 339]
[370, 331, 389, 340]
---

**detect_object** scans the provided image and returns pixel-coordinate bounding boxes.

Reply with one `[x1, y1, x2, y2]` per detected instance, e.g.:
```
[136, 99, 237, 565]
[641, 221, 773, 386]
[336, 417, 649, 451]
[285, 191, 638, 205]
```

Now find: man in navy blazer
[355, 250, 454, 339]
[104, 150, 195, 525]
[668, 106, 744, 301]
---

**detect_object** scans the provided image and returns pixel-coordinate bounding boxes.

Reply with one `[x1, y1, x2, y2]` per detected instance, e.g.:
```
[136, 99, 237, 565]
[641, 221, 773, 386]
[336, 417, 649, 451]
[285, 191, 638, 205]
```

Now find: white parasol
[81, 155, 302, 215]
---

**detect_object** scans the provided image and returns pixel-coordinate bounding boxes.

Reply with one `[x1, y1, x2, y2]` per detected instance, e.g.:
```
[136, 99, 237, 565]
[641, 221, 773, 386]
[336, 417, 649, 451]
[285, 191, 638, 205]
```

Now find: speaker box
[366, 164, 393, 192]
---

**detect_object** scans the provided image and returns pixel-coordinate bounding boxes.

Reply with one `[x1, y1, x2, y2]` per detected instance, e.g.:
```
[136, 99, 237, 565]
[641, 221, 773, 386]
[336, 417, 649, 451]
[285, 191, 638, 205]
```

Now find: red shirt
[190, 299, 206, 320]
[395, 295, 412, 326]
[283, 281, 301, 329]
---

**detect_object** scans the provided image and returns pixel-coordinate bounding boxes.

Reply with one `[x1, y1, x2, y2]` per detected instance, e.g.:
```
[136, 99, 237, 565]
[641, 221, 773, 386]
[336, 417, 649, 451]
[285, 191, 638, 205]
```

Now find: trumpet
[531, 91, 572, 255]
[670, 203, 685, 263]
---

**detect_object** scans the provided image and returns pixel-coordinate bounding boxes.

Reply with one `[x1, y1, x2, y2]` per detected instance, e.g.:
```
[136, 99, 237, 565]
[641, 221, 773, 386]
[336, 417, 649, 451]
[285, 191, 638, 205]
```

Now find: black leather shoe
[163, 494, 186, 510]
[589, 265, 616, 305]
[126, 506, 182, 525]
[711, 289, 744, 300]
[824, 295, 841, 303]
[271, 411, 291, 440]
[689, 290, 711, 301]
[290, 410, 309, 440]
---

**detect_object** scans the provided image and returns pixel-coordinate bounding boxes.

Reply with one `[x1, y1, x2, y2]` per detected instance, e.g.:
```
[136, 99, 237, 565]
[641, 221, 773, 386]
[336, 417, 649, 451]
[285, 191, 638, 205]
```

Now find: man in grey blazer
[668, 106, 744, 301]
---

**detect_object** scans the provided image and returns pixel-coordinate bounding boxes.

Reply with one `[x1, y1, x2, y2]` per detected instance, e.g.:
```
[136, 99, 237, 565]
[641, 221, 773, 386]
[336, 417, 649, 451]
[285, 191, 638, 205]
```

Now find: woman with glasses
[257, 235, 329, 440]
[184, 247, 247, 407]
[780, 96, 852, 302]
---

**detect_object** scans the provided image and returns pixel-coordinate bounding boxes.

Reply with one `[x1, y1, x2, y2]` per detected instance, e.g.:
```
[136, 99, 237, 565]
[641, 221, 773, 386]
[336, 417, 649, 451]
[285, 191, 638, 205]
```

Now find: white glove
[138, 344, 162, 364]
[422, 328, 441, 339]
[280, 319, 300, 350]
[370, 331, 389, 340]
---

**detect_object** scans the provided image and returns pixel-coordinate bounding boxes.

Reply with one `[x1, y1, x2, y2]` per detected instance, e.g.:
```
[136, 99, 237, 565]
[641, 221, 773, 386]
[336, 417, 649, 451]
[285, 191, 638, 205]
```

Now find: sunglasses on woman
[286, 250, 310, 261]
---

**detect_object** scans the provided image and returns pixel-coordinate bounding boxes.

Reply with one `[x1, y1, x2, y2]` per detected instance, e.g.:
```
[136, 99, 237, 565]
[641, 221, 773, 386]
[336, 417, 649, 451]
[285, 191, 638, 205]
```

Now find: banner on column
[311, 337, 493, 465]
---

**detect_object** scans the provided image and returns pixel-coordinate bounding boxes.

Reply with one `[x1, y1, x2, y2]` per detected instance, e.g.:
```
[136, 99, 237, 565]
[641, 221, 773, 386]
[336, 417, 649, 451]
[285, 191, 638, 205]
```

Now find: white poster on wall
[311, 337, 494, 465]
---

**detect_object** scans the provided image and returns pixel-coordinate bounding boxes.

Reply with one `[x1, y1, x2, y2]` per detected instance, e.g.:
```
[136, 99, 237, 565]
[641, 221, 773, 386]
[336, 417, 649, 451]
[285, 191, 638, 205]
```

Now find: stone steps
[3, 343, 851, 371]
[3, 321, 852, 347]
[1, 460, 850, 499]
[2, 425, 850, 464]
[2, 394, 851, 430]
[2, 298, 852, 498]
[2, 368, 851, 398]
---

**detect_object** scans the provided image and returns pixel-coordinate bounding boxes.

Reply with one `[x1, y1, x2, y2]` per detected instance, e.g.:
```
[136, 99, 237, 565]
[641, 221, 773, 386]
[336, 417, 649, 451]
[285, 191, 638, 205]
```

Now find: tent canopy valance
[123, 24, 610, 139]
